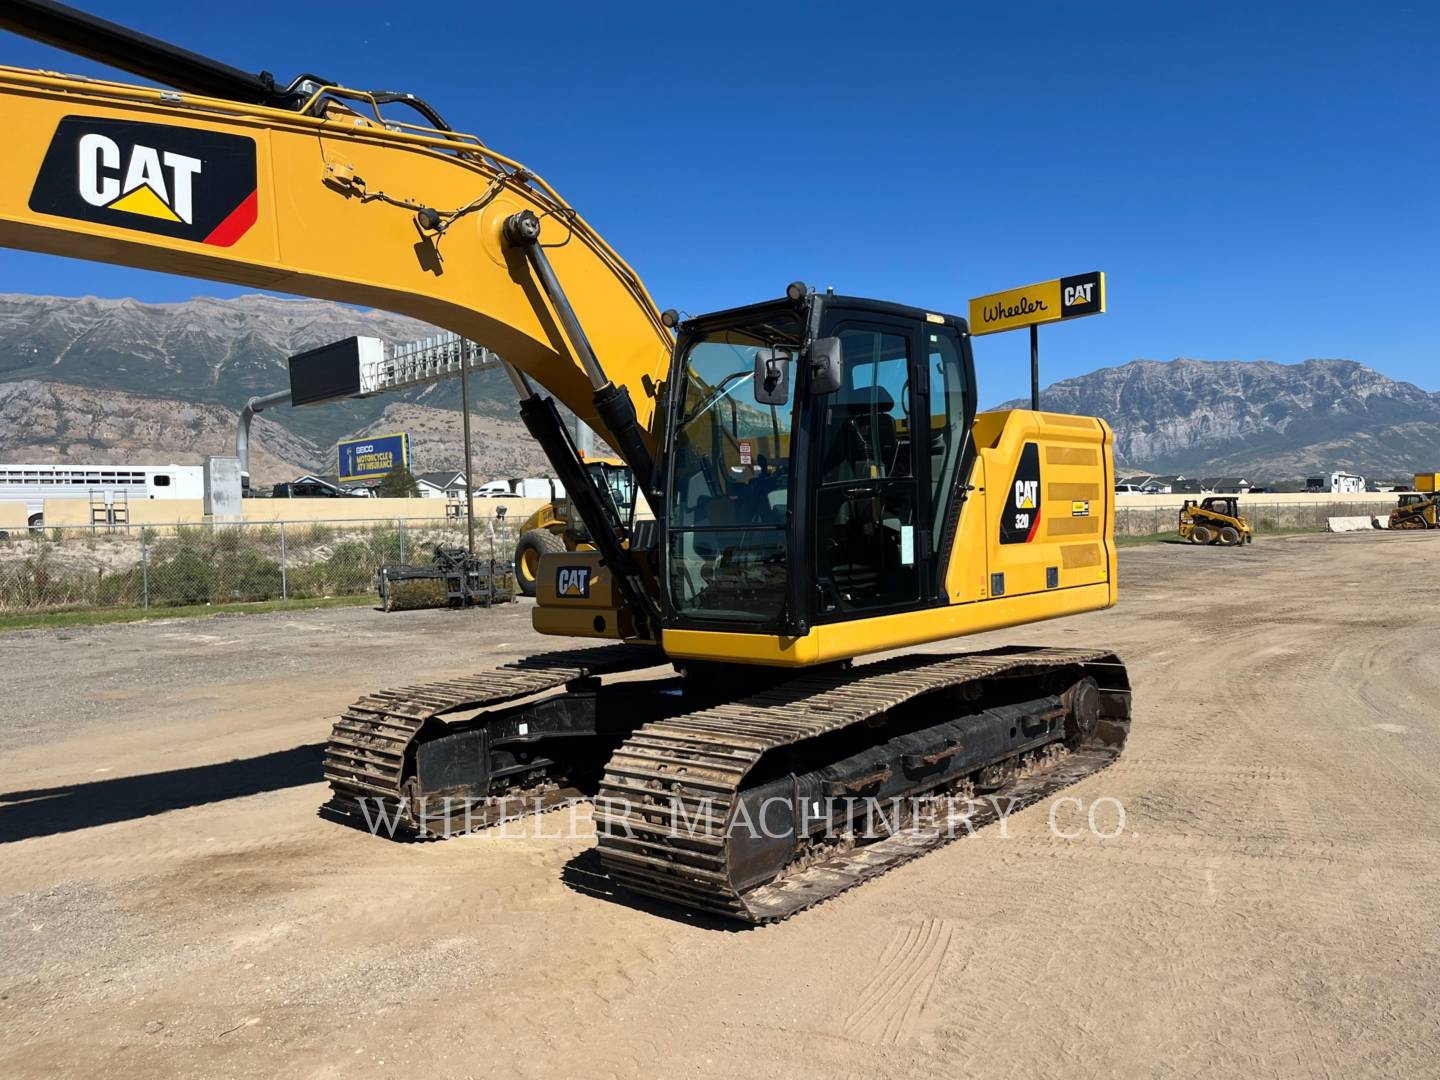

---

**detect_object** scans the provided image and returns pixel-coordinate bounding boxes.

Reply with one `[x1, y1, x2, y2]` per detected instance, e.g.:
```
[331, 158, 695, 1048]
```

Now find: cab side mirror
[753, 348, 791, 406]
[808, 336, 843, 395]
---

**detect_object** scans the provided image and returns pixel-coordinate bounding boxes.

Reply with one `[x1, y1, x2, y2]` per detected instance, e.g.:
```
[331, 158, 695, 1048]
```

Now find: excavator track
[594, 646, 1130, 923]
[324, 643, 664, 837]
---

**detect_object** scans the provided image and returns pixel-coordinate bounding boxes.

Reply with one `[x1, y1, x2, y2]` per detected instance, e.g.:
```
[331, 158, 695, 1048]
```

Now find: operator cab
[663, 288, 975, 637]
[1201, 496, 1240, 518]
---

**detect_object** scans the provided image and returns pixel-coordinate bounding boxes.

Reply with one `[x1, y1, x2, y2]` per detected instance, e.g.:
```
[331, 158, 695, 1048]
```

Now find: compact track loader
[1389, 492, 1439, 530]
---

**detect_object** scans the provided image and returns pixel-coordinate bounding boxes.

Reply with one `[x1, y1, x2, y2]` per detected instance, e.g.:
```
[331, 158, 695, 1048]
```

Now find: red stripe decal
[1025, 507, 1041, 543]
[203, 189, 258, 247]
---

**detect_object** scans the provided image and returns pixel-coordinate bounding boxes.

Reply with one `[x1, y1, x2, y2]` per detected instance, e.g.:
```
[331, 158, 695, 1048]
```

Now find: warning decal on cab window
[738, 440, 753, 466]
[1000, 442, 1042, 544]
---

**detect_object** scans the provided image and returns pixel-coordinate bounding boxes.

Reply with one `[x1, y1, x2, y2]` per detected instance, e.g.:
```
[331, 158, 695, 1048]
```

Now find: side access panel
[956, 410, 1115, 605]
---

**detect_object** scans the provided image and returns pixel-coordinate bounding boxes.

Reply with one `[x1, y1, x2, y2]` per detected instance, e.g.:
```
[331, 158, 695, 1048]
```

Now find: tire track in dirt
[844, 918, 956, 1044]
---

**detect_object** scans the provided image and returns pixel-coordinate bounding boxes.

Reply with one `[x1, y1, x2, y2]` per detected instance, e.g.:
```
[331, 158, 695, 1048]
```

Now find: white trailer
[1327, 471, 1366, 494]
[474, 477, 564, 500]
[0, 463, 203, 525]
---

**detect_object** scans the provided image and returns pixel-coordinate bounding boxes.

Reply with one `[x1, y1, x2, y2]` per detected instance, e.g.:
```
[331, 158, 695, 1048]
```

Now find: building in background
[1200, 477, 1253, 494]
[416, 470, 468, 500]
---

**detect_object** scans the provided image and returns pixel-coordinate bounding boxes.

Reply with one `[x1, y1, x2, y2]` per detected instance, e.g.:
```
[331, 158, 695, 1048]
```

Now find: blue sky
[1, 1, 1436, 403]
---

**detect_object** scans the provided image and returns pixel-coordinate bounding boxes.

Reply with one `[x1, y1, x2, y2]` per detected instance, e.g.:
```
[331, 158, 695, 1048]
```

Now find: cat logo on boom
[556, 566, 592, 599]
[29, 117, 258, 247]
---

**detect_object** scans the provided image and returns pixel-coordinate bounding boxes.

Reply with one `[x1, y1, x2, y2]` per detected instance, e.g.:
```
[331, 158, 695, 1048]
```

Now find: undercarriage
[323, 644, 1130, 921]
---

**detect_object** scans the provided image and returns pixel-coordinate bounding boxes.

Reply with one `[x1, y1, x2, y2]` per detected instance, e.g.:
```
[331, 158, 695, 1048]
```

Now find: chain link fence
[1115, 500, 1399, 537]
[0, 502, 1403, 612]
[0, 517, 523, 613]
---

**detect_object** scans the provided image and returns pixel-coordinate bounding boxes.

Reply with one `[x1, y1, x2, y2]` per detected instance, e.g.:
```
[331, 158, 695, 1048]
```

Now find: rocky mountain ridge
[999, 358, 1440, 479]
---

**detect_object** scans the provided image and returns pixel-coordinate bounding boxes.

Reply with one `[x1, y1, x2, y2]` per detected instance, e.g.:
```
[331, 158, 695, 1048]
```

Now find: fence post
[141, 529, 150, 610]
[279, 521, 288, 600]
[399, 519, 407, 564]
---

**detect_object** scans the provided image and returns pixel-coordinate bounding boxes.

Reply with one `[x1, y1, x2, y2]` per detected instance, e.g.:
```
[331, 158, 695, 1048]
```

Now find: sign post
[969, 271, 1106, 410]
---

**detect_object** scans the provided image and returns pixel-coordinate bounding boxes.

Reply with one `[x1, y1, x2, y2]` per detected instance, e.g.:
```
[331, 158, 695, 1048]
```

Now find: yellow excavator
[0, 2, 1131, 923]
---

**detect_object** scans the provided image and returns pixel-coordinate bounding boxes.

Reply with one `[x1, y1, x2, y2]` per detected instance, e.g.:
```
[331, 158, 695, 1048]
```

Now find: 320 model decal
[1000, 441, 1042, 544]
[29, 116, 258, 247]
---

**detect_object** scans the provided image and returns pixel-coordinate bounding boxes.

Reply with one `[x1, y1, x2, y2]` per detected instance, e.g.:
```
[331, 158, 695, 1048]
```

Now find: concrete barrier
[1116, 494, 1402, 537]
[1327, 516, 1385, 532]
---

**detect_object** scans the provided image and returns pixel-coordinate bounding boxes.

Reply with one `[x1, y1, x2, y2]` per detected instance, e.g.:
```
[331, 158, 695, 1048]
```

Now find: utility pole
[459, 356, 477, 554]
[1030, 324, 1040, 411]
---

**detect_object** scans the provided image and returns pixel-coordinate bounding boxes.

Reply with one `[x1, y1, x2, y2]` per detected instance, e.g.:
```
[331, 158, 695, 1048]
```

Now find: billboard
[968, 271, 1105, 336]
[338, 432, 410, 482]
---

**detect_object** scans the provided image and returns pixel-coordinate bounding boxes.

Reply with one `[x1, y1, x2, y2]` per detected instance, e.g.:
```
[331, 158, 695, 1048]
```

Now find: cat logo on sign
[556, 566, 592, 599]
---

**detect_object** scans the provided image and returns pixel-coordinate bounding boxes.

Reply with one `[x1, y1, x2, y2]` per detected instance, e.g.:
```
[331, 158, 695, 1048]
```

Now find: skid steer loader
[1179, 497, 1252, 546]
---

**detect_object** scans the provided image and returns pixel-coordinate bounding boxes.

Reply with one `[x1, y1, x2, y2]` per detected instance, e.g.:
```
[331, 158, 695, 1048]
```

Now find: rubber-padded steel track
[323, 643, 663, 835]
[593, 646, 1130, 923]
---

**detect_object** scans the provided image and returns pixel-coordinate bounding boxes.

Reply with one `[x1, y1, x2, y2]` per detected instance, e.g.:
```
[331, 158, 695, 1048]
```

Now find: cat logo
[556, 566, 592, 599]
[1058, 271, 1104, 318]
[1000, 442, 1043, 545]
[30, 117, 258, 247]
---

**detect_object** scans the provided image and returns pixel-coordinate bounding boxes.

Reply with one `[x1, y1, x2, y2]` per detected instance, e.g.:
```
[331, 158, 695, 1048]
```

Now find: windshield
[668, 311, 802, 625]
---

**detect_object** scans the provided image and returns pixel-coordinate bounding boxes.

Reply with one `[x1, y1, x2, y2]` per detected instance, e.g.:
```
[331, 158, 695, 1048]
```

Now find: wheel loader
[0, 1, 1131, 923]
[1179, 497, 1252, 546]
[512, 456, 636, 596]
[1388, 492, 1439, 530]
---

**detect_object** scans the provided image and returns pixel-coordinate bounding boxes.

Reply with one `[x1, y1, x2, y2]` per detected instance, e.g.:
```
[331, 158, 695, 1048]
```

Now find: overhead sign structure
[288, 333, 499, 408]
[338, 432, 410, 482]
[968, 271, 1106, 410]
[968, 271, 1105, 336]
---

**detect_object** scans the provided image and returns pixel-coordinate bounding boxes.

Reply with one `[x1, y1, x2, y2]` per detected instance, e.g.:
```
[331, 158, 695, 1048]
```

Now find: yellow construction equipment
[0, 2, 1131, 923]
[1389, 492, 1439, 530]
[1178, 497, 1252, 546]
[512, 456, 634, 596]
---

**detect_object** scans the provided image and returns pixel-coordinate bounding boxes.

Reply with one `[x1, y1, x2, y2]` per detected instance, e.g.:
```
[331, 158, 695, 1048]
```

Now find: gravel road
[2, 533, 1438, 1078]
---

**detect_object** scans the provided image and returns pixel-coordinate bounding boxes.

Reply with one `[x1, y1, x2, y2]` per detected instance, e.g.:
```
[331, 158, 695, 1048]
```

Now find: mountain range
[1, 293, 1436, 483]
[0, 293, 522, 448]
[999, 358, 1440, 479]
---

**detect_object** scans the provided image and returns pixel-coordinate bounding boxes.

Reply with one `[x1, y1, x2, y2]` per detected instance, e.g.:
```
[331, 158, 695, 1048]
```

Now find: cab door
[811, 317, 927, 616]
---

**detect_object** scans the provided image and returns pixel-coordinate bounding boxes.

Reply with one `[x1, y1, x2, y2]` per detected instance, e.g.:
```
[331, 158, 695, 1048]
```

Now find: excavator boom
[0, 8, 673, 454]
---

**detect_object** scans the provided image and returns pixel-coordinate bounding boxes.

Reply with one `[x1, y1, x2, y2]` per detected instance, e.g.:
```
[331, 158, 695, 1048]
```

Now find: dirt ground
[2, 532, 1438, 1079]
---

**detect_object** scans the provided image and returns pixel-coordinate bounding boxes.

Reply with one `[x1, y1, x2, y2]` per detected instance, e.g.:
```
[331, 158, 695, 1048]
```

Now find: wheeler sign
[968, 271, 1106, 336]
[338, 432, 409, 481]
